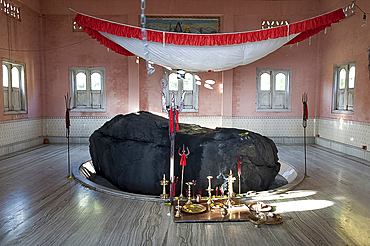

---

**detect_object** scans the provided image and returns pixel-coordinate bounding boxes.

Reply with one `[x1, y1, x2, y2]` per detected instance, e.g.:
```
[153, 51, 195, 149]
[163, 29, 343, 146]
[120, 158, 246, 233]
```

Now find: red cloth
[74, 8, 345, 56]
[65, 109, 70, 129]
[169, 109, 174, 134]
[303, 103, 308, 120]
[175, 109, 179, 132]
[169, 109, 179, 134]
[180, 153, 186, 166]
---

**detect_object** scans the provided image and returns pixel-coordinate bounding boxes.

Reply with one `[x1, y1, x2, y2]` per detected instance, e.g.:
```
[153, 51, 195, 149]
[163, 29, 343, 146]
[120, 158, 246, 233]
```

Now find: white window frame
[256, 68, 291, 112]
[0, 0, 21, 21]
[332, 61, 355, 114]
[69, 67, 106, 112]
[261, 20, 289, 29]
[163, 68, 199, 112]
[2, 59, 27, 114]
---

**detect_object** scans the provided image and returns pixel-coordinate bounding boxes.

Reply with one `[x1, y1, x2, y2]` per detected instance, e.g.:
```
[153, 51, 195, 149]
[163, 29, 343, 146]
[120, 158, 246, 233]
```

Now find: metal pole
[170, 133, 175, 180]
[68, 128, 71, 178]
[302, 92, 308, 178]
[304, 127, 307, 177]
[65, 93, 71, 179]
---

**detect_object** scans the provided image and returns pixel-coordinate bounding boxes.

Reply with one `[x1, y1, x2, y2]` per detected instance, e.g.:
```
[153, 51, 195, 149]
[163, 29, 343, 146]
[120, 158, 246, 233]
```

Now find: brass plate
[266, 214, 283, 224]
[182, 204, 207, 214]
[248, 203, 272, 212]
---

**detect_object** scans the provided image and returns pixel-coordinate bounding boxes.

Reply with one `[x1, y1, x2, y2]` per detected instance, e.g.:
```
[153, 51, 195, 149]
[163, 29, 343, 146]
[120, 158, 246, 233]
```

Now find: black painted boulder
[89, 111, 280, 196]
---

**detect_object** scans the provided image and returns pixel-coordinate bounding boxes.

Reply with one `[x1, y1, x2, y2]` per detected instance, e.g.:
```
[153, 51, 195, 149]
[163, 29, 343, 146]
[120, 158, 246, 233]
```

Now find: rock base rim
[73, 159, 303, 202]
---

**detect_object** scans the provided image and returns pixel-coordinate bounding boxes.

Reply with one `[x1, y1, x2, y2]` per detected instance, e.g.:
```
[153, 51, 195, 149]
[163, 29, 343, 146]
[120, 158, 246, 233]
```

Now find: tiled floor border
[0, 117, 369, 161]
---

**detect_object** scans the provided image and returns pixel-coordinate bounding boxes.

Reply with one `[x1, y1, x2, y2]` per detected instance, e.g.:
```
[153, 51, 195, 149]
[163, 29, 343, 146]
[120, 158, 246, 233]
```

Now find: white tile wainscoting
[315, 118, 370, 161]
[0, 119, 44, 156]
[0, 116, 369, 161]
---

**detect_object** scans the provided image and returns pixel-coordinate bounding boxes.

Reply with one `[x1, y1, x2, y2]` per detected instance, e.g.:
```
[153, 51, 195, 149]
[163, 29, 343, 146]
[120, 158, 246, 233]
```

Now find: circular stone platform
[73, 159, 303, 202]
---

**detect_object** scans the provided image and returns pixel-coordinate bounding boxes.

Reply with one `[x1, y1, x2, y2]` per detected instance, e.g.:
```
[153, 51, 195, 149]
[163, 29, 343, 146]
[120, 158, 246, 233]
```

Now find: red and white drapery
[74, 8, 345, 72]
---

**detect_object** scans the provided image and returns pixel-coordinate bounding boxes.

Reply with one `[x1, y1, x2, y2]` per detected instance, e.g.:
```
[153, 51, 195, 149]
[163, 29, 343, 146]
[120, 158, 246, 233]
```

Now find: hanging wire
[140, 0, 155, 75]
[354, 2, 368, 27]
[0, 38, 91, 52]
[355, 2, 367, 15]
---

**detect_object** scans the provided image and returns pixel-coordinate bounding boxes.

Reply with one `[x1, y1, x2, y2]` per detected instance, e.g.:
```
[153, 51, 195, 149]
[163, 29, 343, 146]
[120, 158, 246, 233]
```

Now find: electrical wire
[0, 38, 91, 52]
[355, 3, 367, 14]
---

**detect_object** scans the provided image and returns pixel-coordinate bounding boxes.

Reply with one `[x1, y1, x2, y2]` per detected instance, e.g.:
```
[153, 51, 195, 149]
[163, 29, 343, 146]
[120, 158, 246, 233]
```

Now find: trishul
[161, 90, 186, 202]
[236, 155, 243, 194]
[161, 91, 186, 179]
[178, 144, 190, 198]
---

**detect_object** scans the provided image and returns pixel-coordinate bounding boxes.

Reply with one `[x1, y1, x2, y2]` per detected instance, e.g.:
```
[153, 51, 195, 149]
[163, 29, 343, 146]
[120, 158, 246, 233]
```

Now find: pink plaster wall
[4, 0, 369, 125]
[139, 61, 163, 114]
[38, 0, 321, 118]
[318, 0, 370, 123]
[139, 62, 222, 116]
[197, 71, 223, 116]
[0, 3, 43, 122]
[232, 1, 320, 117]
[41, 14, 129, 117]
[233, 36, 321, 117]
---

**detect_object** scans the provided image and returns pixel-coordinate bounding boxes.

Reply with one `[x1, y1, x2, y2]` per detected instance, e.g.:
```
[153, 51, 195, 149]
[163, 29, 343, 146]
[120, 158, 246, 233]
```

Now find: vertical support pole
[65, 93, 72, 179]
[304, 126, 307, 176]
[302, 92, 308, 178]
[170, 133, 175, 180]
[67, 128, 71, 177]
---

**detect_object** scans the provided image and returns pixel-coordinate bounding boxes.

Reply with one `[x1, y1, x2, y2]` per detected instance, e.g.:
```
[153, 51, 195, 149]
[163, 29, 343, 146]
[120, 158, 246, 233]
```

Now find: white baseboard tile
[315, 137, 370, 162]
[46, 136, 90, 144]
[0, 137, 44, 157]
[270, 136, 315, 144]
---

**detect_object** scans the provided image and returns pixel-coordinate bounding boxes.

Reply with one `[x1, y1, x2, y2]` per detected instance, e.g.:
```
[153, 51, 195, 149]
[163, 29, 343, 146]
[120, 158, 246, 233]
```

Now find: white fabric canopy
[74, 8, 346, 72]
[100, 31, 299, 72]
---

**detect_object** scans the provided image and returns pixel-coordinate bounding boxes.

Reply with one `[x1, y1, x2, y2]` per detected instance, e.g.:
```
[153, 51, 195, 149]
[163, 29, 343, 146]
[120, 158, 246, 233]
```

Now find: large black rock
[89, 111, 280, 196]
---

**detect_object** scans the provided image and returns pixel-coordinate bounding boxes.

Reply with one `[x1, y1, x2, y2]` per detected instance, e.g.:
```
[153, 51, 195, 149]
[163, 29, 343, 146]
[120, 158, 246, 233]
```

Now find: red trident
[178, 145, 190, 167]
[171, 177, 178, 197]
[178, 144, 190, 198]
[236, 155, 243, 194]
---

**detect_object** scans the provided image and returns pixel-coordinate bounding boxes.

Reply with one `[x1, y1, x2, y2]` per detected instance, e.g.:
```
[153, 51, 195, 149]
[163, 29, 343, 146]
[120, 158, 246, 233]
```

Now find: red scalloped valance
[74, 8, 345, 57]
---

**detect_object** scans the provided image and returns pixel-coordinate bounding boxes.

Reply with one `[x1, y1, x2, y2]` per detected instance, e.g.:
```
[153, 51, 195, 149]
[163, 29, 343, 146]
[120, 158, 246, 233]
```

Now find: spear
[236, 155, 243, 194]
[302, 92, 308, 177]
[64, 92, 72, 179]
[178, 144, 190, 199]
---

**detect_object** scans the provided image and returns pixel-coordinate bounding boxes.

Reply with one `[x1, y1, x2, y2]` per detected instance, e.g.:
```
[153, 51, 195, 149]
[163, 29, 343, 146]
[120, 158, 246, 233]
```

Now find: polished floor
[0, 144, 369, 246]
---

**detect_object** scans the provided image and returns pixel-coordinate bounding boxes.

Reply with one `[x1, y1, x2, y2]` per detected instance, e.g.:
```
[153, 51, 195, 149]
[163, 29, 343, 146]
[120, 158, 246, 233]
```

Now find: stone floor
[0, 144, 369, 245]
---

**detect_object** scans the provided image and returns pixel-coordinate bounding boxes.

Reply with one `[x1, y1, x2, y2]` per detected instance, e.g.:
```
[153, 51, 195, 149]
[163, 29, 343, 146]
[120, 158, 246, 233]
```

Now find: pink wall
[38, 0, 323, 118]
[41, 14, 130, 117]
[233, 36, 321, 117]
[0, 3, 43, 122]
[318, 0, 370, 123]
[3, 0, 369, 125]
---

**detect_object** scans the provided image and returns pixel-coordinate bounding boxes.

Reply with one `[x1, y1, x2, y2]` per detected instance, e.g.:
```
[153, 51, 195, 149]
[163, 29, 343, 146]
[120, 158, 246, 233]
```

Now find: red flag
[169, 109, 174, 134]
[180, 153, 186, 166]
[169, 109, 179, 134]
[175, 108, 179, 132]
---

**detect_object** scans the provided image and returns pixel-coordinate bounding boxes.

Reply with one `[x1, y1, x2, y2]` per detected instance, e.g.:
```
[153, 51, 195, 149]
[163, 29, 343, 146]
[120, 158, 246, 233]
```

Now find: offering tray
[265, 213, 283, 224]
[182, 204, 206, 214]
[248, 202, 272, 212]
[174, 199, 251, 223]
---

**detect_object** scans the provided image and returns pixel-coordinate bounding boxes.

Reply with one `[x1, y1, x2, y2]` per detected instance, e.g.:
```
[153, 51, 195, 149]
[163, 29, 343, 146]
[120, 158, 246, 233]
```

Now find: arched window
[256, 68, 291, 111]
[91, 72, 101, 90]
[69, 68, 106, 111]
[2, 60, 26, 113]
[162, 69, 199, 112]
[2, 64, 8, 87]
[260, 73, 270, 91]
[275, 73, 286, 91]
[76, 72, 86, 90]
[333, 62, 355, 112]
